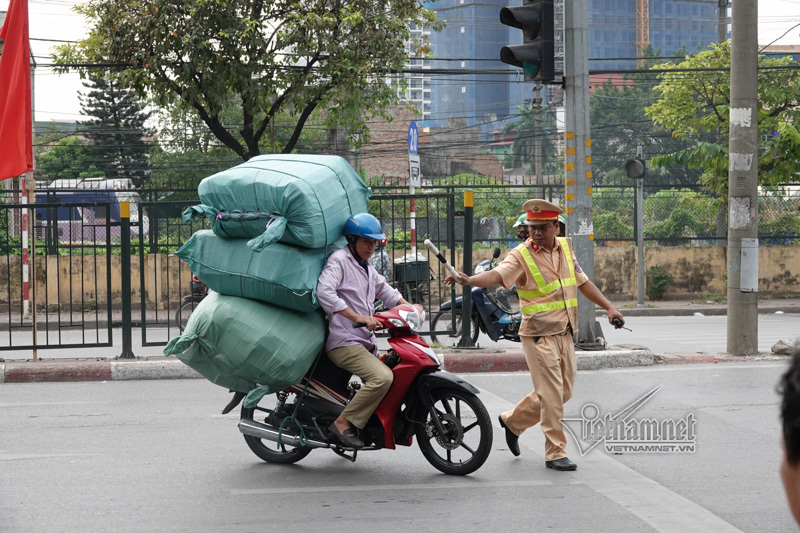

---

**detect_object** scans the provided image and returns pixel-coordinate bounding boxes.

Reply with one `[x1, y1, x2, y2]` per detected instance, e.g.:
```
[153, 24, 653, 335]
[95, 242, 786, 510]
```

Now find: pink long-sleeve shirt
[316, 247, 402, 354]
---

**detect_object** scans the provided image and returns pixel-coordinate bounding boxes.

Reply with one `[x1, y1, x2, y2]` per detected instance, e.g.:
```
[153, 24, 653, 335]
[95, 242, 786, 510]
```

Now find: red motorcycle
[228, 304, 493, 476]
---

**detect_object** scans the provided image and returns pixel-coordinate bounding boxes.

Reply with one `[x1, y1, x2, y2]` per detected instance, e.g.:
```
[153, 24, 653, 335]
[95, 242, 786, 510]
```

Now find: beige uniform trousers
[327, 344, 393, 429]
[500, 334, 577, 461]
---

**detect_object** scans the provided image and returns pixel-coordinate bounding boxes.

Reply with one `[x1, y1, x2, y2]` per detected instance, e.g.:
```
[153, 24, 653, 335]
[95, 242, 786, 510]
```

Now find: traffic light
[499, 0, 555, 81]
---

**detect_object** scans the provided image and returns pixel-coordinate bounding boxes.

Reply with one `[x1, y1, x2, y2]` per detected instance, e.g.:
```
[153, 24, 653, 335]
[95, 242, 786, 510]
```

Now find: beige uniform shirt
[493, 238, 589, 337]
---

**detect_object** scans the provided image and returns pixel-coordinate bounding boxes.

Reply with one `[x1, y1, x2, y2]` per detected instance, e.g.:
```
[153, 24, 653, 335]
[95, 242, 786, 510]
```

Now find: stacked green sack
[164, 291, 325, 406]
[182, 154, 371, 251]
[174, 230, 344, 313]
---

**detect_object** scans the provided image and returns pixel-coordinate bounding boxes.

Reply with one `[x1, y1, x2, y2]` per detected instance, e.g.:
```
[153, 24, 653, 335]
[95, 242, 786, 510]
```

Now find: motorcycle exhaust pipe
[238, 418, 331, 449]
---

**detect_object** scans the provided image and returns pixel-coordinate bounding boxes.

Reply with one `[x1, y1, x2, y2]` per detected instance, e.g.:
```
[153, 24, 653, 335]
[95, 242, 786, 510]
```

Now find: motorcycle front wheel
[429, 310, 480, 346]
[240, 398, 312, 465]
[415, 389, 492, 475]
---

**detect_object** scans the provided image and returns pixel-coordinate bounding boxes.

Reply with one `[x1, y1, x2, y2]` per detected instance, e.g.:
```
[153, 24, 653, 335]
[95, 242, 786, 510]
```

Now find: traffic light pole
[563, 0, 603, 347]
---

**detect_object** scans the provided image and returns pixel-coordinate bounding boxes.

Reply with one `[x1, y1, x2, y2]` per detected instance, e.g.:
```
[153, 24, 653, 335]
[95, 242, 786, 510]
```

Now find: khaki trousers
[500, 334, 576, 461]
[327, 344, 393, 429]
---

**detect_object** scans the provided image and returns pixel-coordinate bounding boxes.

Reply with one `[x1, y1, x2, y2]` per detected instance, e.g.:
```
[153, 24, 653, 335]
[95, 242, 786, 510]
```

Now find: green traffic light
[523, 62, 539, 76]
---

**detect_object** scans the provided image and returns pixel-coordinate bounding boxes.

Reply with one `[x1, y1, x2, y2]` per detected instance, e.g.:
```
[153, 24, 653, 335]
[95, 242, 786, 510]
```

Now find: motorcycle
[175, 274, 207, 333]
[226, 304, 493, 476]
[430, 247, 522, 346]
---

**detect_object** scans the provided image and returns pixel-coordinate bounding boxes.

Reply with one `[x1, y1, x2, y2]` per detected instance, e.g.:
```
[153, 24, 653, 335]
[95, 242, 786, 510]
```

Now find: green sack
[182, 154, 371, 250]
[164, 292, 324, 404]
[175, 230, 343, 313]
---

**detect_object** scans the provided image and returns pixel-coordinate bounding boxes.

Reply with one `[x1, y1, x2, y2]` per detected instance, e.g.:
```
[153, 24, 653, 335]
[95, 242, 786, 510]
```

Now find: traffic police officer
[445, 199, 624, 470]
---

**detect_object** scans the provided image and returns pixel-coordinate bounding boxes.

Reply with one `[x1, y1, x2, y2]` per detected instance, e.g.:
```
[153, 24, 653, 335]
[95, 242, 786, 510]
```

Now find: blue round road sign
[408, 121, 418, 155]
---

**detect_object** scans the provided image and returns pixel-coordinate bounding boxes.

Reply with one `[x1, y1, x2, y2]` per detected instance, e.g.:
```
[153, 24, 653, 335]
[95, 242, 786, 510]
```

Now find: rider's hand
[444, 272, 469, 286]
[357, 315, 382, 331]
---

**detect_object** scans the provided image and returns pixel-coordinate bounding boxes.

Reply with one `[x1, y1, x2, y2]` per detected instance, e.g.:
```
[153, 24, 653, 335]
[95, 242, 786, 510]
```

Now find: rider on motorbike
[316, 213, 418, 449]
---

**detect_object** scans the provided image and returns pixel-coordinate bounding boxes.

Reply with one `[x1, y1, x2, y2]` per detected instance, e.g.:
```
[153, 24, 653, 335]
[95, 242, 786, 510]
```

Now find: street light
[626, 154, 646, 306]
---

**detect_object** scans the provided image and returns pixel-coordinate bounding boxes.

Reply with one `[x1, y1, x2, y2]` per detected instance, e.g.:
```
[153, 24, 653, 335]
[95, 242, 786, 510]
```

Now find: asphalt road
[2, 313, 798, 361]
[1, 361, 796, 532]
[457, 312, 800, 355]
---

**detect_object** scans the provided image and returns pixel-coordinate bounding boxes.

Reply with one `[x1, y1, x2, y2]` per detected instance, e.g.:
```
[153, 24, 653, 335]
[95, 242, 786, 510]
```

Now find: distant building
[761, 44, 800, 63]
[425, 0, 728, 142]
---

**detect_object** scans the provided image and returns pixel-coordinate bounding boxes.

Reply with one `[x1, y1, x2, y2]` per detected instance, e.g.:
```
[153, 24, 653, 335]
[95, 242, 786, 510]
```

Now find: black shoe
[545, 457, 577, 471]
[328, 422, 364, 449]
[498, 415, 520, 457]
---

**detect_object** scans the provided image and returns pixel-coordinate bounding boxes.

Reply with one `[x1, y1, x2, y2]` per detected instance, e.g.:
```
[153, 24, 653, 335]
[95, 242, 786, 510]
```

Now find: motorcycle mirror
[492, 247, 501, 259]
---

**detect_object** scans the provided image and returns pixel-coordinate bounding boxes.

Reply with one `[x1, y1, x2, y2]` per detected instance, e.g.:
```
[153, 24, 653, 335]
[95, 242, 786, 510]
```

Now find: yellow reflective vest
[514, 237, 579, 334]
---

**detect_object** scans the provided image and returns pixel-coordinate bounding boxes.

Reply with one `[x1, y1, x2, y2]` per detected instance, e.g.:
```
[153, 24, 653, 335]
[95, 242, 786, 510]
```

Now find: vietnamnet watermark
[563, 385, 696, 456]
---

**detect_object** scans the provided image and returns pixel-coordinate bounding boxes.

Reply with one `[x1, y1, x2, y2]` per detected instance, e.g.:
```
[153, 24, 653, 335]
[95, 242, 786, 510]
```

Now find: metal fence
[2, 180, 797, 352]
[373, 183, 800, 247]
[0, 199, 115, 351]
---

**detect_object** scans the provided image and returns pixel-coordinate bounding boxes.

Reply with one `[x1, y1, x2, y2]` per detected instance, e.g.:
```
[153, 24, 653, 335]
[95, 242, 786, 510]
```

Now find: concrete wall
[1, 245, 797, 308]
[428, 244, 800, 301]
[0, 254, 192, 310]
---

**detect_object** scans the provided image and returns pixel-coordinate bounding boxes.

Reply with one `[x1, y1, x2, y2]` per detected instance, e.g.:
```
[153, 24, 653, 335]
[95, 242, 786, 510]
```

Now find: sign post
[408, 122, 420, 258]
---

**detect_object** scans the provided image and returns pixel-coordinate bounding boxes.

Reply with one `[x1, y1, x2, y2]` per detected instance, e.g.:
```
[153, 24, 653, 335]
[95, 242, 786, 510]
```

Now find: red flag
[0, 0, 33, 180]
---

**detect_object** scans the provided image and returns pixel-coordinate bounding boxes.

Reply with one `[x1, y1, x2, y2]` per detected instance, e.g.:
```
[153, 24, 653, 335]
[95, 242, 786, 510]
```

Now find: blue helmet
[343, 213, 386, 241]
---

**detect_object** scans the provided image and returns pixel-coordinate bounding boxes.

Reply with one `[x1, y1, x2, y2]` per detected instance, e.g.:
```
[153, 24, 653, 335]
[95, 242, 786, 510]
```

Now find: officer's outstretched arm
[444, 269, 502, 288]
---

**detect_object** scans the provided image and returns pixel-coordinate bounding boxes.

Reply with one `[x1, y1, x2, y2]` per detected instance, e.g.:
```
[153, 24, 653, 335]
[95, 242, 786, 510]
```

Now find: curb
[0, 347, 654, 384]
[603, 304, 800, 317]
[440, 348, 654, 373]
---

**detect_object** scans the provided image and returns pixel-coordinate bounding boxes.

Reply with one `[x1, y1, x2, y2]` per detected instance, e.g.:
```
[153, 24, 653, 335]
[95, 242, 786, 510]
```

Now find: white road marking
[480, 389, 743, 533]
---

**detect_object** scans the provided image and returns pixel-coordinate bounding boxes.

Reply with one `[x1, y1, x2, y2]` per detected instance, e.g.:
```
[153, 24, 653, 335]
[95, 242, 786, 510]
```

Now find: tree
[589, 46, 701, 186]
[54, 0, 441, 161]
[645, 42, 800, 197]
[501, 103, 559, 175]
[37, 136, 104, 182]
[79, 73, 153, 187]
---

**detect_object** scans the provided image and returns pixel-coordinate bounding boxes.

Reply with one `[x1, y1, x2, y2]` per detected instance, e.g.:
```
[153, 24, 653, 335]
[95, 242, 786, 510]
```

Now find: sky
[1, 0, 800, 124]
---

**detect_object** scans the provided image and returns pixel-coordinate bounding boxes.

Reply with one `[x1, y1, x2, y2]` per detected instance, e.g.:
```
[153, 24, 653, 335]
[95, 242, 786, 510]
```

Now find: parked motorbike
[227, 304, 493, 476]
[430, 248, 522, 346]
[175, 274, 207, 332]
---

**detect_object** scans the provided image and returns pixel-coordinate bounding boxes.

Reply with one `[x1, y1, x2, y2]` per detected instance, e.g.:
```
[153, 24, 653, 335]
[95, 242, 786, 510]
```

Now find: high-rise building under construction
[421, 0, 728, 138]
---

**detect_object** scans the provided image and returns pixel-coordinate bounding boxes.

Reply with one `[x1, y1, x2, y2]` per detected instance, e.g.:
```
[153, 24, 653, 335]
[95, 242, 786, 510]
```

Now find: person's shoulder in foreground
[779, 345, 800, 526]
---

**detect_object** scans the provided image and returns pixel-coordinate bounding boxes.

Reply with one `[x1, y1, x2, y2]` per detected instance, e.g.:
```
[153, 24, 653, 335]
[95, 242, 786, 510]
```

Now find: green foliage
[147, 145, 238, 198]
[385, 230, 412, 250]
[594, 212, 634, 240]
[54, 0, 441, 160]
[79, 73, 154, 187]
[645, 42, 800, 197]
[592, 187, 634, 240]
[646, 266, 673, 300]
[37, 136, 105, 182]
[589, 46, 702, 186]
[643, 188, 717, 234]
[501, 103, 559, 174]
[643, 208, 700, 241]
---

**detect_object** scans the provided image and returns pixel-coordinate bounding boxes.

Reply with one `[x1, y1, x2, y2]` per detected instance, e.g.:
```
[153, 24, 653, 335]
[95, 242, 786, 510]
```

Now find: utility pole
[726, 0, 759, 355]
[533, 82, 543, 185]
[563, 1, 603, 347]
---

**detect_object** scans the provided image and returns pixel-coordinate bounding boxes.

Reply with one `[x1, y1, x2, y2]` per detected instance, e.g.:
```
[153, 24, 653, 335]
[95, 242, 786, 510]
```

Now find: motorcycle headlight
[398, 309, 424, 331]
[474, 264, 487, 274]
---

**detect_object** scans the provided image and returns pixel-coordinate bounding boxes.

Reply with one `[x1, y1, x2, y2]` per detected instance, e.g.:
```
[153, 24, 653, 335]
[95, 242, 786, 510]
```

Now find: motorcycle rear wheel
[175, 300, 197, 333]
[240, 402, 312, 464]
[415, 389, 492, 475]
[429, 310, 480, 346]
